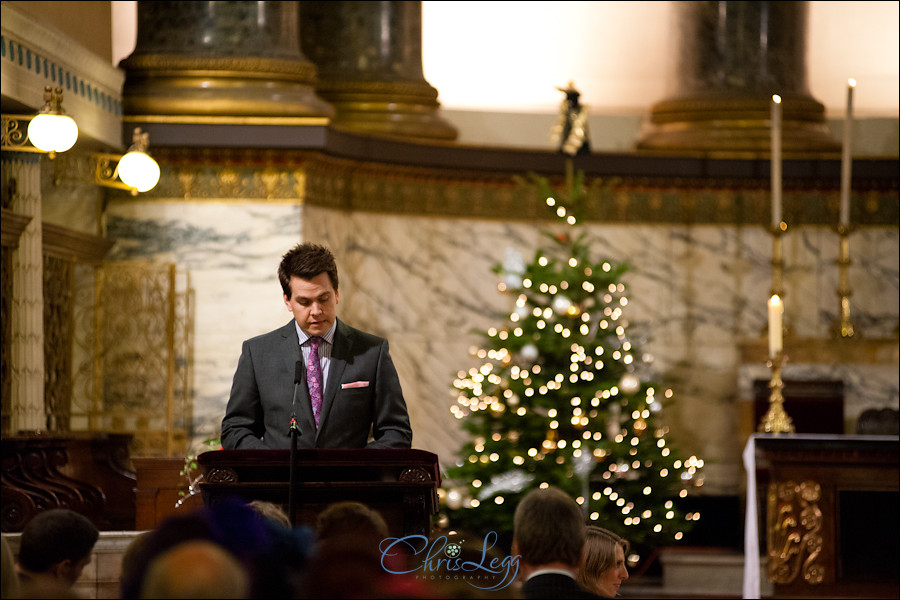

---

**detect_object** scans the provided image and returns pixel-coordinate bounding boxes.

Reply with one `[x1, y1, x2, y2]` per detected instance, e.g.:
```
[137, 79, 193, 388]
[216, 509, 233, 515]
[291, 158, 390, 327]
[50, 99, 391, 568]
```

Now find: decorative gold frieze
[108, 147, 899, 226]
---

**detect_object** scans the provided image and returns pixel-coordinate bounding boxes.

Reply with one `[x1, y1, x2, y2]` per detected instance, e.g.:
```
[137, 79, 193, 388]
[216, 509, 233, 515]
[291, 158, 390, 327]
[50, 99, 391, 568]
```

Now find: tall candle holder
[759, 224, 795, 434]
[832, 224, 856, 338]
[758, 351, 795, 433]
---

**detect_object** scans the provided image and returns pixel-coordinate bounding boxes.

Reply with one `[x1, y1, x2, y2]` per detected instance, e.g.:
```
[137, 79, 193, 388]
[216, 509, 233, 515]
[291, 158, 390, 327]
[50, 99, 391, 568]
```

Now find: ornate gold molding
[120, 54, 318, 81]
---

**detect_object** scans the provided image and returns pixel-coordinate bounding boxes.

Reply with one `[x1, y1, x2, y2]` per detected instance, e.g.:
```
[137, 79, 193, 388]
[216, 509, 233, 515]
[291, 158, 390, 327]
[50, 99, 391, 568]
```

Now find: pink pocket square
[341, 381, 370, 389]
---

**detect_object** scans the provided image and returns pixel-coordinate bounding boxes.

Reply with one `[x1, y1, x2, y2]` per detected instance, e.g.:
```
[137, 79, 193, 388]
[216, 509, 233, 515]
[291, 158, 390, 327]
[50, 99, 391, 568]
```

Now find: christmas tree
[441, 165, 704, 566]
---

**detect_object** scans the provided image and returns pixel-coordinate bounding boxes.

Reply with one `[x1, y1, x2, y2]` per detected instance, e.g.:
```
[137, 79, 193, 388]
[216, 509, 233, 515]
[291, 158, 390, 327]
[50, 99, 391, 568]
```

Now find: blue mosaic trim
[1, 34, 122, 117]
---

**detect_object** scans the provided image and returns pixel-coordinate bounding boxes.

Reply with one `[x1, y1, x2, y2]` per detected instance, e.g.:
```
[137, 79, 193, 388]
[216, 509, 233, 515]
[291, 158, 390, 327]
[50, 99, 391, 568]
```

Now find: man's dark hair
[513, 486, 585, 567]
[278, 242, 339, 298]
[17, 509, 99, 573]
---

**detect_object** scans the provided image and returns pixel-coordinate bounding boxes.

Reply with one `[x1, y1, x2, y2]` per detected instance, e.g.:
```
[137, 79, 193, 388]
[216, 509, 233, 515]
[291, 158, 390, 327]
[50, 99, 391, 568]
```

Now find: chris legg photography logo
[379, 530, 520, 591]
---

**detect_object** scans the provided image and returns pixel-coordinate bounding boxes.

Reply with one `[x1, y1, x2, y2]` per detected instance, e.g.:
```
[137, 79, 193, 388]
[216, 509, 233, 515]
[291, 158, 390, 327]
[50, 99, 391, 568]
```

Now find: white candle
[768, 295, 783, 358]
[840, 79, 856, 228]
[771, 95, 782, 230]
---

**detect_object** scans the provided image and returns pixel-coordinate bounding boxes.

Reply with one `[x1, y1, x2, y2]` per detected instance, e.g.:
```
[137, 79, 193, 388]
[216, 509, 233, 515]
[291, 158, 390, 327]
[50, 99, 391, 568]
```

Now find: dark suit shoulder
[522, 573, 605, 599]
[336, 319, 387, 347]
[243, 320, 297, 347]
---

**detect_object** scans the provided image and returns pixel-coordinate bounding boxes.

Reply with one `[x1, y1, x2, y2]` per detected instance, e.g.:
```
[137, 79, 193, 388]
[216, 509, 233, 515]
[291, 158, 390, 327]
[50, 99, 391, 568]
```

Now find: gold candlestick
[832, 224, 856, 338]
[758, 351, 795, 434]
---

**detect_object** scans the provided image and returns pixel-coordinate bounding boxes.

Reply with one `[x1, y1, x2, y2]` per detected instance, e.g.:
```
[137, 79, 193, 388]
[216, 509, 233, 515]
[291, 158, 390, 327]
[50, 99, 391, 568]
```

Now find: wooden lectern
[197, 448, 441, 538]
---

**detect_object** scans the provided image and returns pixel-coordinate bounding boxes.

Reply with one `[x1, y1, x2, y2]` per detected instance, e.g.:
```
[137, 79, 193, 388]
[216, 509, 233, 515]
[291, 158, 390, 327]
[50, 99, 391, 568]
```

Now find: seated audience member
[512, 487, 603, 599]
[139, 540, 250, 599]
[246, 500, 292, 529]
[119, 531, 152, 600]
[15, 509, 99, 596]
[577, 526, 629, 597]
[297, 500, 434, 599]
[427, 528, 523, 599]
[120, 499, 313, 600]
[2, 534, 22, 599]
[315, 500, 389, 542]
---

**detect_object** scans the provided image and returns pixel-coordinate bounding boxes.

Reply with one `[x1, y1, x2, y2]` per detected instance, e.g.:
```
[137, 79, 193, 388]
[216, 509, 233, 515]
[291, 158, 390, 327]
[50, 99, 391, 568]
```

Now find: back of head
[578, 526, 629, 589]
[17, 509, 99, 574]
[139, 540, 250, 599]
[315, 501, 389, 542]
[513, 487, 585, 568]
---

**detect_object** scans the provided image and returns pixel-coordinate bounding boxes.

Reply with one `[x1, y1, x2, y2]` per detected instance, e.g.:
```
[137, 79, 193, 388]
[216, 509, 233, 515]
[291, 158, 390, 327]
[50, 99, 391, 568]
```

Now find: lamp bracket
[1, 115, 46, 153]
[49, 152, 138, 195]
[92, 152, 140, 193]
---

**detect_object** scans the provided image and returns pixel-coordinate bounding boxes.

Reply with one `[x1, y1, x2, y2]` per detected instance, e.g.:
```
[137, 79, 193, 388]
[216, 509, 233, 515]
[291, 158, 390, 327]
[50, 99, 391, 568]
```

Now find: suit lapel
[316, 319, 350, 436]
[278, 319, 303, 383]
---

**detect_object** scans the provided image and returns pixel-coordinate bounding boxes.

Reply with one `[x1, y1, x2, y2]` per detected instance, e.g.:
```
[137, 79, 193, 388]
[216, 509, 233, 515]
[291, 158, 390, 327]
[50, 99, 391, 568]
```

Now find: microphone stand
[288, 360, 304, 526]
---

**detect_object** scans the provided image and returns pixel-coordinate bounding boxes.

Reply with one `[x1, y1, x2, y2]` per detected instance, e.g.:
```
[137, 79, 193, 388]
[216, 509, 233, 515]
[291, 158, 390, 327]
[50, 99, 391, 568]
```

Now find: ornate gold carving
[766, 479, 824, 585]
[205, 467, 238, 484]
[1, 116, 35, 153]
[70, 262, 192, 457]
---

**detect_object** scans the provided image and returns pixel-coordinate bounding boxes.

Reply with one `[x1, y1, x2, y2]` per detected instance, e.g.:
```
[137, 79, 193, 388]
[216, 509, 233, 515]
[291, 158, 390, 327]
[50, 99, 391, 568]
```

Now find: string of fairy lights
[443, 172, 703, 556]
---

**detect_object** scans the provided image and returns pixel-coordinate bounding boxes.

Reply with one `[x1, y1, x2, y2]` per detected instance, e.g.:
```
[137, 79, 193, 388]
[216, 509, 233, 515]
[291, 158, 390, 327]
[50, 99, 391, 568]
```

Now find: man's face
[283, 273, 339, 337]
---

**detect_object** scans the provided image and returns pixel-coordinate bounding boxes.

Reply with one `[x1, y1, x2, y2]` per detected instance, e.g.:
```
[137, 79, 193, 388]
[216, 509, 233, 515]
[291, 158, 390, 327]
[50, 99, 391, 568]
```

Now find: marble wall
[102, 196, 899, 495]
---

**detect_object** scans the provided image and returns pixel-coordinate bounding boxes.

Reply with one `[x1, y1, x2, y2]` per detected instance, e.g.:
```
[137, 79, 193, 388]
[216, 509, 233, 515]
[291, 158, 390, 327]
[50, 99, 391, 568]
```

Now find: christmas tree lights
[441, 168, 704, 566]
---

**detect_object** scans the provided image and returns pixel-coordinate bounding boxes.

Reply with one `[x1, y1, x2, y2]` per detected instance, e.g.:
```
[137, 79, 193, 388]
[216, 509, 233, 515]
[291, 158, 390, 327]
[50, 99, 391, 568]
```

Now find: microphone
[289, 360, 304, 436]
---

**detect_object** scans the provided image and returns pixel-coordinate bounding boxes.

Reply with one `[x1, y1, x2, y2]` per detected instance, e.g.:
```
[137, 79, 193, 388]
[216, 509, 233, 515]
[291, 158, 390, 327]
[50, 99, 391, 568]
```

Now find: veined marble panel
[102, 197, 898, 494]
[302, 206, 898, 494]
[104, 199, 303, 443]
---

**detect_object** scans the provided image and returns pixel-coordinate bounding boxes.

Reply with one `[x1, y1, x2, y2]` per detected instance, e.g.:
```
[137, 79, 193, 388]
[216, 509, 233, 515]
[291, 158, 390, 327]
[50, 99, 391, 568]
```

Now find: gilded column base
[317, 80, 458, 141]
[120, 55, 335, 121]
[636, 95, 841, 154]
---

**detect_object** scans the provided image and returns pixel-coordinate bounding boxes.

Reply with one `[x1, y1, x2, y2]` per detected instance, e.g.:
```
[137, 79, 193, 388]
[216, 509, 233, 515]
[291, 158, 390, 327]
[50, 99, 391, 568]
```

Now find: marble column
[299, 1, 457, 141]
[1, 156, 46, 432]
[636, 1, 840, 153]
[120, 1, 333, 120]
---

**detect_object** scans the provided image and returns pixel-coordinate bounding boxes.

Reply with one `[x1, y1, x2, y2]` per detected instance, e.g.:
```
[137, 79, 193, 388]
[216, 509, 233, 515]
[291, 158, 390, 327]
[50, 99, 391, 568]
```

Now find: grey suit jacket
[221, 318, 412, 450]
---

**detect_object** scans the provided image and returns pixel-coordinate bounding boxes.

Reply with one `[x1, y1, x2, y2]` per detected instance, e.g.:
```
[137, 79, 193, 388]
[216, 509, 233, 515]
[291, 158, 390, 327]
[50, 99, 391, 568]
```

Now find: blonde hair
[577, 526, 629, 590]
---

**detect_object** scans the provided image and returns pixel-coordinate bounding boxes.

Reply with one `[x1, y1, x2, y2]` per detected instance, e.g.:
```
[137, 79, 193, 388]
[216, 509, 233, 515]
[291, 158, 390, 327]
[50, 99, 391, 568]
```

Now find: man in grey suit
[221, 242, 412, 449]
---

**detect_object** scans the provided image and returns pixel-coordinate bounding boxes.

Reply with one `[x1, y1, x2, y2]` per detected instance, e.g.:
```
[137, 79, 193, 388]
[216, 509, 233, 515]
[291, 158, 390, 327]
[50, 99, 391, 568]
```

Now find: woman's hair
[577, 526, 629, 589]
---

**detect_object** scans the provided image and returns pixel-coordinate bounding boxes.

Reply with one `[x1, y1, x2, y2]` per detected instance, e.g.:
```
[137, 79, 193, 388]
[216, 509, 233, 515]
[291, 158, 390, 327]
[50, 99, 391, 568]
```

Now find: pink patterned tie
[307, 336, 323, 427]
